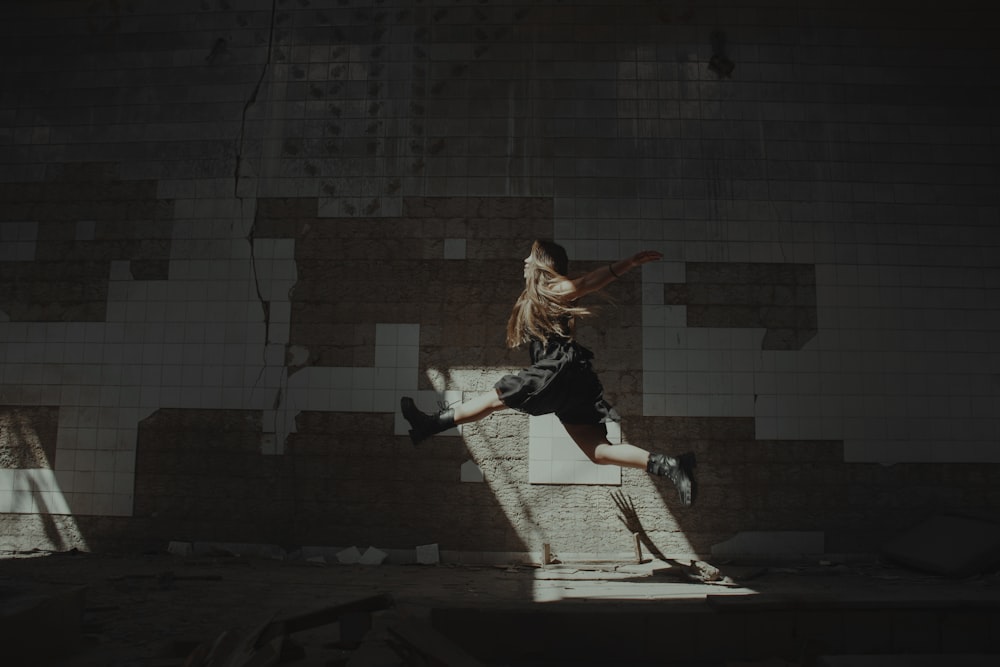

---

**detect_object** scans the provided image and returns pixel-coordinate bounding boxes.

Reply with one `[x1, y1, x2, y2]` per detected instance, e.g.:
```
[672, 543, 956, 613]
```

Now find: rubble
[186, 594, 393, 667]
[336, 546, 362, 565]
[359, 547, 388, 566]
[881, 513, 1000, 578]
[416, 543, 440, 565]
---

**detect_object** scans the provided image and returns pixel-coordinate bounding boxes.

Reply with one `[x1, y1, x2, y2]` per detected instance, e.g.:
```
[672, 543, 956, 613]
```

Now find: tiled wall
[0, 0, 998, 558]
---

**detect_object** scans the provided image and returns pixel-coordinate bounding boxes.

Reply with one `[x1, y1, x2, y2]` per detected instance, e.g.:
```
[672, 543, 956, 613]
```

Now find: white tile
[74, 450, 96, 472]
[732, 394, 755, 415]
[94, 450, 115, 473]
[10, 491, 35, 514]
[40, 491, 71, 515]
[372, 389, 396, 412]
[331, 389, 352, 411]
[395, 368, 418, 390]
[73, 470, 95, 493]
[67, 492, 92, 515]
[643, 306, 667, 328]
[109, 260, 132, 281]
[375, 323, 398, 346]
[0, 469, 14, 492]
[597, 239, 620, 258]
[595, 465, 622, 485]
[686, 373, 712, 394]
[663, 394, 688, 416]
[529, 415, 554, 437]
[352, 367, 374, 389]
[54, 464, 75, 490]
[687, 394, 713, 414]
[663, 350, 688, 371]
[443, 238, 467, 259]
[643, 348, 665, 368]
[528, 459, 551, 484]
[396, 325, 420, 346]
[269, 300, 291, 324]
[114, 450, 135, 473]
[374, 346, 396, 368]
[572, 460, 598, 484]
[326, 368, 351, 388]
[642, 282, 664, 305]
[114, 472, 134, 495]
[396, 345, 419, 369]
[78, 426, 101, 448]
[549, 459, 575, 484]
[350, 390, 374, 412]
[643, 371, 667, 393]
[92, 493, 114, 515]
[93, 471, 115, 494]
[373, 367, 396, 390]
[460, 460, 484, 483]
[530, 437, 553, 461]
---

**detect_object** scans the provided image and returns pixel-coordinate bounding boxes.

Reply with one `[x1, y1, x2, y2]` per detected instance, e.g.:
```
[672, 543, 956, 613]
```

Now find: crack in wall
[234, 0, 278, 338]
[232, 0, 281, 435]
[234, 0, 278, 201]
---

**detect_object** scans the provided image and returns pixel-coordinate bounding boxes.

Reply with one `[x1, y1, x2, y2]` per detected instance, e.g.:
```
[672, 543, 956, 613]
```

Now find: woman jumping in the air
[400, 239, 694, 507]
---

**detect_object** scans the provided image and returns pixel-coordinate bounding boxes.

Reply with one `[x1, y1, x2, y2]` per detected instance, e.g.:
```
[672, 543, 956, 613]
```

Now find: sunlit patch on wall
[0, 406, 58, 469]
[0, 406, 87, 550]
[528, 414, 621, 485]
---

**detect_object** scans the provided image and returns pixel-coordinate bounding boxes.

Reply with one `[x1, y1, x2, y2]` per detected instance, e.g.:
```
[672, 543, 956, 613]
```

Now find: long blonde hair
[505, 240, 591, 348]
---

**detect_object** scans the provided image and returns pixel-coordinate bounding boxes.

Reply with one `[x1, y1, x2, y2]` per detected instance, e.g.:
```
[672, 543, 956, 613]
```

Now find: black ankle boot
[647, 452, 695, 507]
[400, 397, 456, 446]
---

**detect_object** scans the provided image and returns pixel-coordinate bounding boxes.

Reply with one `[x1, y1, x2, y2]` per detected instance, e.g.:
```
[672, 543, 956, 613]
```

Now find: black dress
[494, 337, 621, 426]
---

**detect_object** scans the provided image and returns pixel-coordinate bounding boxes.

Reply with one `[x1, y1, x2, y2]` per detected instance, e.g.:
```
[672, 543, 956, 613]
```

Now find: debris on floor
[416, 543, 440, 565]
[881, 512, 1000, 578]
[185, 593, 393, 667]
[388, 617, 486, 667]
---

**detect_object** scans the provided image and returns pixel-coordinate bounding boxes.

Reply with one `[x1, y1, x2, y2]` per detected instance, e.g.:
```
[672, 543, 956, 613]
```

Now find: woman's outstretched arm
[554, 250, 663, 300]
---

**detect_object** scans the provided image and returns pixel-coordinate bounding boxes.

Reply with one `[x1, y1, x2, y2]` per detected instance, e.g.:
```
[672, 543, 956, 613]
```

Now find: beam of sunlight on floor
[531, 565, 758, 603]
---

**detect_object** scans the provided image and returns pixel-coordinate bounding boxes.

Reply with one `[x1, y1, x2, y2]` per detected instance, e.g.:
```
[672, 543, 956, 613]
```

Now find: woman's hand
[628, 250, 663, 268]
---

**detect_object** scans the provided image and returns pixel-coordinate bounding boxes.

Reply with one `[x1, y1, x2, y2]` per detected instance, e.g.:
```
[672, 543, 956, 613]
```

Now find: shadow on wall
[130, 410, 530, 553]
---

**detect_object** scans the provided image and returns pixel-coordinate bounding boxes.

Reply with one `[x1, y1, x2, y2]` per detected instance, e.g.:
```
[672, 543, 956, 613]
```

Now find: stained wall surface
[1, 0, 998, 560]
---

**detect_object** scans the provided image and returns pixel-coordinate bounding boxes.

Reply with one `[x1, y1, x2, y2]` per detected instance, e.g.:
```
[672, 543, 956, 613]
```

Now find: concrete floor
[3, 550, 1000, 666]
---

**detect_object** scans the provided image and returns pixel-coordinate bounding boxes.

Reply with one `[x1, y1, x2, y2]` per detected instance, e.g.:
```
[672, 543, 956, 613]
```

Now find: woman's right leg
[564, 423, 694, 507]
[563, 423, 649, 469]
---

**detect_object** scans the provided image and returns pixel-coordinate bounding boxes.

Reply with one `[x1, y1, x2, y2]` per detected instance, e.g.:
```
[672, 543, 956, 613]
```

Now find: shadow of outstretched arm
[610, 489, 668, 562]
[610, 490, 724, 582]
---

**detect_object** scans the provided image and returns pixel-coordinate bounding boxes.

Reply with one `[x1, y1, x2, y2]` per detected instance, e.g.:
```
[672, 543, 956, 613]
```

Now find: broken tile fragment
[416, 543, 439, 565]
[359, 546, 387, 565]
[167, 541, 193, 557]
[336, 546, 362, 564]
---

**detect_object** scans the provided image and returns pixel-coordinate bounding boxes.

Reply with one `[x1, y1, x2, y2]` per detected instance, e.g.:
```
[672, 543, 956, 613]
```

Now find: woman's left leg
[400, 391, 507, 445]
[453, 391, 507, 424]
